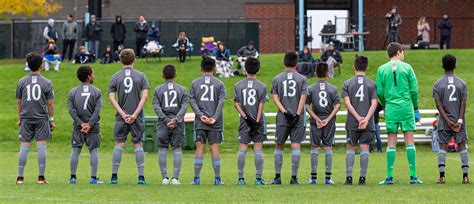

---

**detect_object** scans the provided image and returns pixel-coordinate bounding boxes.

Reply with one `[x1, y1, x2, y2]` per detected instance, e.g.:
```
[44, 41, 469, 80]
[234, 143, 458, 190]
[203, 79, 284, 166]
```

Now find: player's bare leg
[404, 131, 422, 184]
[237, 143, 248, 185]
[36, 140, 48, 184]
[379, 133, 397, 185]
[272, 144, 284, 184]
[110, 142, 125, 184]
[458, 142, 470, 184]
[210, 143, 222, 185]
[17, 141, 31, 184]
[290, 143, 301, 184]
[192, 141, 205, 185]
[309, 145, 320, 184]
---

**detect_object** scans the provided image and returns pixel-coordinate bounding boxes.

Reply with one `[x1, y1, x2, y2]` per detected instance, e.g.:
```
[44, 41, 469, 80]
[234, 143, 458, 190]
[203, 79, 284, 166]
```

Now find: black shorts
[275, 125, 306, 144]
[347, 130, 374, 145]
[157, 122, 185, 148]
[194, 129, 223, 145]
[310, 121, 335, 147]
[19, 119, 51, 142]
[114, 117, 145, 144]
[438, 128, 468, 144]
[71, 127, 100, 150]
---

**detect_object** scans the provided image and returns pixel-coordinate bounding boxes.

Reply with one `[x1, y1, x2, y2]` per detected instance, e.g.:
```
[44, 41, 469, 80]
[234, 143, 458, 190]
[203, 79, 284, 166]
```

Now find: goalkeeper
[376, 43, 423, 185]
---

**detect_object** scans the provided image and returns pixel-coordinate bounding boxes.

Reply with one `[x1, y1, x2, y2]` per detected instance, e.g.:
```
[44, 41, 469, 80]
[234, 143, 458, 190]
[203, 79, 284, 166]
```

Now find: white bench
[263, 109, 438, 145]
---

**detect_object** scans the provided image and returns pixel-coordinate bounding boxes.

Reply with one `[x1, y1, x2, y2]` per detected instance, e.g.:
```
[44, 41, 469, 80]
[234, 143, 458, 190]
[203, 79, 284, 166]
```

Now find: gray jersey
[234, 78, 268, 133]
[67, 83, 102, 132]
[341, 75, 377, 131]
[108, 67, 150, 118]
[271, 70, 308, 126]
[189, 74, 226, 131]
[306, 80, 340, 121]
[432, 75, 468, 130]
[153, 80, 188, 125]
[16, 73, 54, 121]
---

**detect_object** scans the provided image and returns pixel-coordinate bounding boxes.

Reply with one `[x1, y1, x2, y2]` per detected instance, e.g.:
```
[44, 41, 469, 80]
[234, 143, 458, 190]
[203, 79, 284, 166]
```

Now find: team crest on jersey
[391, 63, 397, 71]
[320, 83, 326, 90]
[247, 80, 253, 88]
[125, 69, 131, 76]
[287, 72, 293, 79]
[83, 85, 89, 93]
[448, 77, 454, 84]
[32, 76, 37, 84]
[168, 83, 174, 89]
[358, 77, 364, 84]
[205, 76, 210, 84]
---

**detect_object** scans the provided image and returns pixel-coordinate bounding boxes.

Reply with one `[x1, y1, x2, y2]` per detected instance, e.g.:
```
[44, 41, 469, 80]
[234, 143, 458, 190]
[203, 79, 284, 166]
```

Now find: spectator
[236, 40, 259, 73]
[134, 16, 149, 57]
[172, 31, 192, 63]
[438, 14, 453, 49]
[370, 103, 384, 153]
[73, 46, 95, 64]
[417, 16, 430, 43]
[111, 15, 127, 52]
[213, 42, 233, 78]
[147, 22, 160, 42]
[320, 42, 342, 78]
[298, 46, 316, 63]
[385, 6, 402, 43]
[319, 20, 336, 45]
[43, 19, 58, 43]
[101, 45, 117, 64]
[62, 14, 78, 61]
[85, 15, 103, 56]
[43, 39, 61, 72]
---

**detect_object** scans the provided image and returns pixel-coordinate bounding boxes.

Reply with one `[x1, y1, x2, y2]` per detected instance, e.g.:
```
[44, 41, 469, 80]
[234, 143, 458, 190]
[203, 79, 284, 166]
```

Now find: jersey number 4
[355, 85, 365, 102]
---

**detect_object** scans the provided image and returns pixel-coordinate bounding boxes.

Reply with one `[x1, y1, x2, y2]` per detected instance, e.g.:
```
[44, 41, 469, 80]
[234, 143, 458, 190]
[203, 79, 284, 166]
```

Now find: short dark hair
[245, 57, 260, 74]
[354, 55, 369, 71]
[68, 14, 74, 18]
[119, 49, 135, 65]
[162, 64, 176, 79]
[26, 53, 43, 71]
[284, 51, 298, 67]
[77, 65, 93, 82]
[201, 56, 216, 72]
[442, 54, 456, 71]
[316, 62, 329, 78]
[387, 42, 403, 58]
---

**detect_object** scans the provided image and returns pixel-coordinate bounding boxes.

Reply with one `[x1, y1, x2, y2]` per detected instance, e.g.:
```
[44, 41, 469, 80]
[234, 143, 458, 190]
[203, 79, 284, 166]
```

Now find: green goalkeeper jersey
[376, 60, 419, 122]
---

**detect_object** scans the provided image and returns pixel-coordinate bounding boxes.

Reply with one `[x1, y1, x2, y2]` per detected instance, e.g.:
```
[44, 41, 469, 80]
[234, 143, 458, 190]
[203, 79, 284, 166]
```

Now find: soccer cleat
[409, 176, 423, 184]
[255, 179, 268, 185]
[344, 176, 353, 185]
[109, 175, 118, 184]
[358, 177, 366, 185]
[171, 178, 181, 185]
[192, 177, 200, 185]
[16, 177, 24, 185]
[68, 177, 77, 184]
[214, 177, 224, 185]
[462, 177, 470, 184]
[237, 178, 246, 185]
[138, 176, 147, 185]
[90, 178, 104, 184]
[308, 178, 317, 185]
[271, 178, 282, 185]
[290, 179, 300, 185]
[379, 177, 394, 185]
[436, 177, 446, 184]
[37, 178, 48, 184]
[162, 178, 170, 185]
[325, 178, 335, 185]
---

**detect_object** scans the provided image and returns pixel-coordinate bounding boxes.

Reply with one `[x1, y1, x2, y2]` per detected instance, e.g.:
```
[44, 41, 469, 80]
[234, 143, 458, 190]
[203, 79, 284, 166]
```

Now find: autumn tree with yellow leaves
[0, 0, 62, 19]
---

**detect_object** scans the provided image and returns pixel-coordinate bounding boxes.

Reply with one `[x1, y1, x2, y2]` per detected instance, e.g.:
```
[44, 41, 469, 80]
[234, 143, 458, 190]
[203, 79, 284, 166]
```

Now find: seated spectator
[147, 22, 160, 42]
[101, 45, 117, 64]
[320, 42, 342, 78]
[298, 46, 316, 63]
[172, 31, 193, 63]
[212, 42, 233, 78]
[236, 41, 259, 74]
[73, 46, 95, 64]
[43, 39, 61, 72]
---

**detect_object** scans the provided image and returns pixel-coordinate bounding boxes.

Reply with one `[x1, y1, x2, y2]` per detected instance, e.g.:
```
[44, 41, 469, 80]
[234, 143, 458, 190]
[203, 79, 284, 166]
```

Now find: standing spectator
[43, 19, 58, 43]
[438, 14, 453, 49]
[111, 15, 127, 52]
[236, 41, 259, 71]
[147, 22, 160, 42]
[62, 14, 78, 61]
[417, 16, 430, 43]
[134, 16, 149, 57]
[320, 42, 342, 78]
[172, 31, 192, 63]
[85, 15, 103, 56]
[385, 6, 402, 43]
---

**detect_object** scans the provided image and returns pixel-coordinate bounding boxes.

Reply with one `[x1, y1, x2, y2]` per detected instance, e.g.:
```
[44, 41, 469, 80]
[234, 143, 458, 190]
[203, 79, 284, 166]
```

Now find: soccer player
[190, 57, 226, 185]
[377, 43, 423, 185]
[433, 54, 469, 184]
[67, 65, 103, 184]
[108, 49, 150, 184]
[270, 52, 308, 185]
[342, 56, 378, 185]
[305, 62, 341, 185]
[153, 64, 188, 185]
[233, 57, 268, 185]
[16, 53, 55, 184]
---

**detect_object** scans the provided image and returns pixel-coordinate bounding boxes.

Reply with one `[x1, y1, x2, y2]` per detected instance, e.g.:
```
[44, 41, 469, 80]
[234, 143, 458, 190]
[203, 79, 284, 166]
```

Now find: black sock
[463, 173, 468, 178]
[275, 174, 281, 179]
[91, 176, 97, 179]
[39, 176, 45, 180]
[71, 175, 76, 179]
[138, 175, 144, 180]
[325, 172, 332, 179]
[440, 172, 445, 177]
[311, 173, 317, 180]
[291, 176, 297, 180]
[112, 174, 117, 179]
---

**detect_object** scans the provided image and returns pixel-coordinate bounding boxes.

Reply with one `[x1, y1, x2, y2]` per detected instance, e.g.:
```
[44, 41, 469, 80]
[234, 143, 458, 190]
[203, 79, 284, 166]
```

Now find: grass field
[0, 50, 473, 203]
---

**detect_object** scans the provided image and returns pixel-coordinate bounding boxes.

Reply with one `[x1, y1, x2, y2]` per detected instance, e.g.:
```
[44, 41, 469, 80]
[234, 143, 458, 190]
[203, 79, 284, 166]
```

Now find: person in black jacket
[438, 14, 453, 49]
[111, 15, 127, 52]
[134, 16, 149, 57]
[85, 15, 103, 56]
[320, 43, 342, 78]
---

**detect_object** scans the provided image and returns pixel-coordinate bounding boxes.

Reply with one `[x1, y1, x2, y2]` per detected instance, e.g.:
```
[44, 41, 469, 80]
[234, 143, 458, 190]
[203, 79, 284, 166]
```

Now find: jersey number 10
[26, 84, 41, 101]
